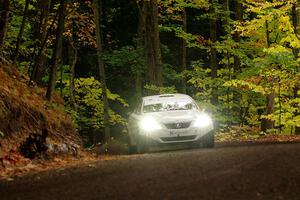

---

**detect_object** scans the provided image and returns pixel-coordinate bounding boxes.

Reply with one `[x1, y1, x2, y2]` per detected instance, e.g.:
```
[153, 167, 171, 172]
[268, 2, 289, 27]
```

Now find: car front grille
[164, 122, 191, 129]
[160, 135, 196, 142]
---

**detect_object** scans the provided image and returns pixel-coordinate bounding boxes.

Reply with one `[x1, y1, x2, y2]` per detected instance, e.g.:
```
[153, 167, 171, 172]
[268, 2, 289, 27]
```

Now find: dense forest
[0, 0, 299, 146]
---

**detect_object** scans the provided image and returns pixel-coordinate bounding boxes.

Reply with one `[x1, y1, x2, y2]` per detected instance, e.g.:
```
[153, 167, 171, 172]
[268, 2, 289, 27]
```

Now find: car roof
[142, 93, 194, 105]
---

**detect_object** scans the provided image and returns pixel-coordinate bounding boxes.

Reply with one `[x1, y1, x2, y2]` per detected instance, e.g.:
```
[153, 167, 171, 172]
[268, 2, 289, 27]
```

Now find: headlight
[193, 113, 213, 128]
[139, 117, 162, 131]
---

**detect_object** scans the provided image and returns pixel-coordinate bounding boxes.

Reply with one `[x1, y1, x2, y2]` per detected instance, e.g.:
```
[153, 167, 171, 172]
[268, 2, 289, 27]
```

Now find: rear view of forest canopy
[0, 0, 299, 145]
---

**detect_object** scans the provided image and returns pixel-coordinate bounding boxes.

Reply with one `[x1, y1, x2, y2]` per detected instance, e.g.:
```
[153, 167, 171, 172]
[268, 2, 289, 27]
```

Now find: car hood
[144, 110, 200, 124]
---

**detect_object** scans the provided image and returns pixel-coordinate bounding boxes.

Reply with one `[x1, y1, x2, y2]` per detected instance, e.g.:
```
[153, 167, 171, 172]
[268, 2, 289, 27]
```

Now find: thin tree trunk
[292, 2, 300, 134]
[223, 0, 231, 126]
[223, 0, 230, 33]
[68, 37, 77, 110]
[144, 0, 163, 88]
[262, 88, 275, 131]
[233, 0, 243, 125]
[0, 0, 9, 48]
[278, 79, 282, 134]
[265, 20, 271, 48]
[46, 0, 65, 101]
[226, 51, 231, 127]
[135, 74, 142, 99]
[30, 0, 51, 83]
[233, 0, 242, 74]
[13, 0, 30, 63]
[261, 20, 274, 132]
[59, 27, 64, 97]
[136, 0, 145, 99]
[93, 0, 110, 143]
[181, 7, 187, 94]
[209, 0, 218, 105]
[60, 62, 63, 96]
[292, 3, 300, 58]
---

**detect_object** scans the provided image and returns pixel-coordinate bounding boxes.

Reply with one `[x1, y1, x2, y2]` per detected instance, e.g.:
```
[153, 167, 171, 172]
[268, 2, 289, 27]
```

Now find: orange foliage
[0, 63, 81, 163]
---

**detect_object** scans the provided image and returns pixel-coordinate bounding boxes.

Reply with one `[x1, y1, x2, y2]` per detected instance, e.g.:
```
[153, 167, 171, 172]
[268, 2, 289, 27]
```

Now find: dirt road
[1, 143, 300, 200]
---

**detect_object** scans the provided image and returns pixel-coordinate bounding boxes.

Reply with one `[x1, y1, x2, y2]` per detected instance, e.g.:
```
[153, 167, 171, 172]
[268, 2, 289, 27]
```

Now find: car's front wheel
[202, 131, 215, 148]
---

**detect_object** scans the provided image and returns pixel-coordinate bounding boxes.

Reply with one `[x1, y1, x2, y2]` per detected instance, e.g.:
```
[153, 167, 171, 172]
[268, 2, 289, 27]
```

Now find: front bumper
[139, 126, 214, 144]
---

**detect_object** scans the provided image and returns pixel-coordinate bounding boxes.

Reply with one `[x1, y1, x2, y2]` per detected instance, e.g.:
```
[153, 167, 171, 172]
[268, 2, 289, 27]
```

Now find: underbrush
[0, 62, 82, 167]
[216, 125, 300, 142]
[91, 138, 129, 155]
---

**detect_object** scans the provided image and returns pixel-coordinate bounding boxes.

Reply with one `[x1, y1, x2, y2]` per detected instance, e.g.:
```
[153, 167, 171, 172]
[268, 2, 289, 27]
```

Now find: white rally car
[127, 93, 215, 153]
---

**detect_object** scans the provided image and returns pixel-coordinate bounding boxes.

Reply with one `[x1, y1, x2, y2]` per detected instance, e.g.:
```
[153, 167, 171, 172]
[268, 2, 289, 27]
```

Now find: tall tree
[261, 20, 275, 132]
[233, 0, 243, 123]
[292, 1, 300, 134]
[93, 0, 110, 143]
[135, 0, 146, 99]
[181, 7, 187, 94]
[143, 0, 163, 87]
[233, 0, 242, 74]
[0, 0, 9, 49]
[46, 0, 66, 101]
[223, 0, 230, 31]
[209, 0, 218, 105]
[31, 0, 51, 83]
[13, 0, 30, 63]
[223, 0, 231, 126]
[67, 36, 77, 110]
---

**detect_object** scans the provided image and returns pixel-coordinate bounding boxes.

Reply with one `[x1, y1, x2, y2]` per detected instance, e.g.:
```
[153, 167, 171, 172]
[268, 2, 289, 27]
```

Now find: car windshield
[143, 100, 196, 113]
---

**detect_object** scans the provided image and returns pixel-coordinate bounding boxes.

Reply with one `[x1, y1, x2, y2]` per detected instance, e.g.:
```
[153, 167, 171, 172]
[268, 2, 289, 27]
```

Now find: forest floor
[1, 143, 300, 200]
[0, 62, 82, 178]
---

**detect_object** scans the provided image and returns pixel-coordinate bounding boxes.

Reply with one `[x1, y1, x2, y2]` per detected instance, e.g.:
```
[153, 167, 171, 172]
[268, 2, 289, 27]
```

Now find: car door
[128, 101, 143, 145]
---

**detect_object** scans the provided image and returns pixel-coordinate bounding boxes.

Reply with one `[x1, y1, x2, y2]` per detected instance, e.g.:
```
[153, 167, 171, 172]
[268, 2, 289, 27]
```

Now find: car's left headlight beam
[139, 117, 162, 131]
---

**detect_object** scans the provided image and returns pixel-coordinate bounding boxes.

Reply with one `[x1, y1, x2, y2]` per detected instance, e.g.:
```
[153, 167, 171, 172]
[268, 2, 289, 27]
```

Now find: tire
[202, 131, 215, 148]
[137, 135, 149, 154]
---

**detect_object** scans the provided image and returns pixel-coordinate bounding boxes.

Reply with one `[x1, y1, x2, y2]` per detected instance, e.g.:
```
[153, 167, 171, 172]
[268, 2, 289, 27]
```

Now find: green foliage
[103, 45, 145, 76]
[64, 77, 128, 132]
[4, 0, 33, 58]
[144, 84, 177, 94]
[4, 0, 300, 145]
[182, 0, 300, 133]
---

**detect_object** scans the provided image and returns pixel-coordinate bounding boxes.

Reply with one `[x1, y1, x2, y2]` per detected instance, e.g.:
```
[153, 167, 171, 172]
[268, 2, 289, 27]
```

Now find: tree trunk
[261, 20, 275, 132]
[223, 0, 231, 126]
[226, 51, 231, 127]
[30, 0, 51, 84]
[209, 0, 218, 105]
[261, 88, 275, 132]
[223, 0, 230, 33]
[233, 0, 242, 74]
[13, 0, 30, 63]
[0, 0, 9, 48]
[135, 74, 142, 100]
[144, 0, 163, 88]
[135, 0, 146, 99]
[67, 37, 77, 110]
[181, 8, 187, 94]
[292, 2, 300, 134]
[46, 0, 65, 101]
[233, 0, 243, 125]
[59, 31, 63, 97]
[93, 0, 110, 143]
